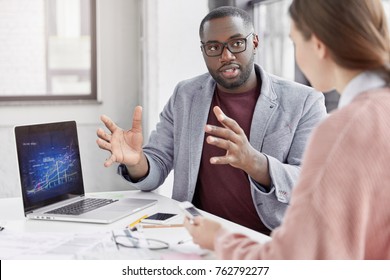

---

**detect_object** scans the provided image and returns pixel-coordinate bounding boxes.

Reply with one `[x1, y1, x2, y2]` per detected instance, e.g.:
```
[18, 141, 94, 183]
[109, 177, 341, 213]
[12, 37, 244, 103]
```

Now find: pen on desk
[0, 226, 4, 232]
[127, 214, 148, 229]
[139, 224, 184, 229]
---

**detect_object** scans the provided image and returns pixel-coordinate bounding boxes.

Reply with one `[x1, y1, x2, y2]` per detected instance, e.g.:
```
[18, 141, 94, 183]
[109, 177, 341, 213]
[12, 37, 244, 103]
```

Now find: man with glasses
[97, 6, 326, 235]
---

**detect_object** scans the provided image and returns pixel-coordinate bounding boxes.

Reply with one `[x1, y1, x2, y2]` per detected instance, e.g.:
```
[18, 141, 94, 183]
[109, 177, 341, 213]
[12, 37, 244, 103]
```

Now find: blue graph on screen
[24, 140, 81, 200]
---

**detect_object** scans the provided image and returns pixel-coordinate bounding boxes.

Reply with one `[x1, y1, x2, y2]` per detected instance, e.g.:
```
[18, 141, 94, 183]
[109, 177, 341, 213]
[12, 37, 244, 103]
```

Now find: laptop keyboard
[45, 198, 118, 215]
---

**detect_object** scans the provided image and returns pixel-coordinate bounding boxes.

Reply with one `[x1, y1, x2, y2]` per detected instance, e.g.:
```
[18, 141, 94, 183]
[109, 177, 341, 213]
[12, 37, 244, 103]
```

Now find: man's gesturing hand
[96, 106, 144, 168]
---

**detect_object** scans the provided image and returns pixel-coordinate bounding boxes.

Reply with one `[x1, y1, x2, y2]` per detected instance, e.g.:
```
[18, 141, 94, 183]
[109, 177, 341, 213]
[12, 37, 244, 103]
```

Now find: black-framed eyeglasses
[113, 234, 169, 250]
[200, 33, 254, 57]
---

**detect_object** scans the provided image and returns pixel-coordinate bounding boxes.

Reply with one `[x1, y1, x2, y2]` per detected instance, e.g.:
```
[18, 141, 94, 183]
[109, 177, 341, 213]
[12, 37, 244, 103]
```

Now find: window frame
[0, 0, 97, 103]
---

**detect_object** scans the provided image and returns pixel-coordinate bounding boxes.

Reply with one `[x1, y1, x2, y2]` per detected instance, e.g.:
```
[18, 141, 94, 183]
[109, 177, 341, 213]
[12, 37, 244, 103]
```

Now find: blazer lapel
[250, 95, 277, 150]
[188, 78, 215, 192]
[250, 65, 278, 151]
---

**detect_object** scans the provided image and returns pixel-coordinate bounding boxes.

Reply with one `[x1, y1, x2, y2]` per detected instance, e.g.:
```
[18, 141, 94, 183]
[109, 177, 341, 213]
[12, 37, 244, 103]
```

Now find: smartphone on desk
[141, 212, 178, 224]
[179, 201, 202, 221]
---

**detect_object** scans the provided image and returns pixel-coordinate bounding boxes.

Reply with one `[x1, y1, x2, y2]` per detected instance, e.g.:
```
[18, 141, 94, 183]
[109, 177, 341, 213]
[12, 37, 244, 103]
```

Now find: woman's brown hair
[289, 0, 390, 83]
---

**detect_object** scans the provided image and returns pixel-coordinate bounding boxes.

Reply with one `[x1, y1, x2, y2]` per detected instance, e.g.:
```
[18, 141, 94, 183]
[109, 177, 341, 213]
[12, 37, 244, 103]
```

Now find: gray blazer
[119, 65, 327, 230]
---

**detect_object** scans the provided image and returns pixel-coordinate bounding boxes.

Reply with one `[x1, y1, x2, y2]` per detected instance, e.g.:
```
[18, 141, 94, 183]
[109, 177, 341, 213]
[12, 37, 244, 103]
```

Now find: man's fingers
[96, 128, 112, 143]
[100, 115, 118, 133]
[213, 106, 225, 122]
[96, 138, 116, 167]
[96, 138, 112, 151]
[205, 124, 237, 141]
[210, 155, 232, 165]
[131, 106, 143, 133]
[206, 135, 233, 151]
[212, 106, 243, 135]
[104, 154, 116, 167]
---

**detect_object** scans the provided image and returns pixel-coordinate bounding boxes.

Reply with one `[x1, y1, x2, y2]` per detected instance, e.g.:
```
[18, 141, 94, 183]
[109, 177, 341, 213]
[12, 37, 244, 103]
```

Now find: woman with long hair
[184, 0, 390, 259]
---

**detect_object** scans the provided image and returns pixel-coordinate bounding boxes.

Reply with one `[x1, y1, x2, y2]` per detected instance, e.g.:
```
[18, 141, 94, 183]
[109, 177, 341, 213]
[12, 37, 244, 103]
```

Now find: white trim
[140, 0, 160, 136]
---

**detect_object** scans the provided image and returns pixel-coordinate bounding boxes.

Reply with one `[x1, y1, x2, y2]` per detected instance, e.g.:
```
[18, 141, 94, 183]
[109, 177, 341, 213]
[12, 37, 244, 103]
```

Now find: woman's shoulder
[310, 88, 390, 150]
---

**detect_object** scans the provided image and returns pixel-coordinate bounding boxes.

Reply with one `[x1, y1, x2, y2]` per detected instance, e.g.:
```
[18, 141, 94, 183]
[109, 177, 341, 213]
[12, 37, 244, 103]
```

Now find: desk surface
[0, 190, 270, 259]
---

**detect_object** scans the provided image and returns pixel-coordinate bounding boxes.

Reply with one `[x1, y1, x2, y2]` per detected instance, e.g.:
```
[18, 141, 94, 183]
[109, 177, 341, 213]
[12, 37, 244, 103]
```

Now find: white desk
[0, 190, 270, 259]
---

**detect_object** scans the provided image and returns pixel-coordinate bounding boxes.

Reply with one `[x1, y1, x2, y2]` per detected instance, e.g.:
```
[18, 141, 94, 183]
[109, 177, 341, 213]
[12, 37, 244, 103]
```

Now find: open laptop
[14, 121, 157, 224]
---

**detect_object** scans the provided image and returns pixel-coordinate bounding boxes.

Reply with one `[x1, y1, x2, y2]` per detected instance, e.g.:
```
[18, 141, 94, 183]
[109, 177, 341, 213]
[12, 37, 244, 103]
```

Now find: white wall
[141, 0, 208, 134]
[141, 0, 208, 197]
[0, 0, 141, 198]
[0, 0, 210, 198]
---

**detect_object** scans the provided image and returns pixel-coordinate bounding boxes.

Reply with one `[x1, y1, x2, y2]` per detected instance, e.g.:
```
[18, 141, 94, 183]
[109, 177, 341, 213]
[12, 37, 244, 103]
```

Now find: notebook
[14, 120, 157, 224]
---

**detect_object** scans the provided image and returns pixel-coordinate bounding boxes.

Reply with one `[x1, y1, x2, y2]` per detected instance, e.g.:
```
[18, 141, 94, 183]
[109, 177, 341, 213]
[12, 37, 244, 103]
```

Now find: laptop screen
[15, 121, 85, 213]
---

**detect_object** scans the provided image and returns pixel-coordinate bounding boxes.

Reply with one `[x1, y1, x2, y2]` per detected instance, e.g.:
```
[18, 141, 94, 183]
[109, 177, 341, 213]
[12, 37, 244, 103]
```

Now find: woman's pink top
[215, 88, 390, 259]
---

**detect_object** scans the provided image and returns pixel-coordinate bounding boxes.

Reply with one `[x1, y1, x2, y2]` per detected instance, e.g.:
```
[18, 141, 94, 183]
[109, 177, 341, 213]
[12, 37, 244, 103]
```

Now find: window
[384, 0, 390, 22]
[252, 0, 390, 112]
[0, 0, 96, 102]
[253, 0, 390, 82]
[253, 0, 294, 81]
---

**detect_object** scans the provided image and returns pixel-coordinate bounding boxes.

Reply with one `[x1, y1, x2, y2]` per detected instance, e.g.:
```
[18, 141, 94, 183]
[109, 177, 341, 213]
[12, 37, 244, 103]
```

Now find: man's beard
[208, 55, 255, 90]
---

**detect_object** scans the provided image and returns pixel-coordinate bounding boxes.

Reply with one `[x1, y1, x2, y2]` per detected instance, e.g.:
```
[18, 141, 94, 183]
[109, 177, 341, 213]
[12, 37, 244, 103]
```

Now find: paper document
[0, 230, 116, 259]
[0, 227, 211, 260]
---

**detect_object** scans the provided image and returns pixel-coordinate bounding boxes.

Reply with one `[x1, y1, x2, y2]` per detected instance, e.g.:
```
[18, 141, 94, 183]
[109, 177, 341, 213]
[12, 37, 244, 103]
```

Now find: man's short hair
[199, 6, 254, 38]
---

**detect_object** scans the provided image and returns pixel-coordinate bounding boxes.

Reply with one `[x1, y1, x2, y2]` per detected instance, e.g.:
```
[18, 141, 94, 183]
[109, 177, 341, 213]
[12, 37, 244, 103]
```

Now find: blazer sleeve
[250, 91, 327, 229]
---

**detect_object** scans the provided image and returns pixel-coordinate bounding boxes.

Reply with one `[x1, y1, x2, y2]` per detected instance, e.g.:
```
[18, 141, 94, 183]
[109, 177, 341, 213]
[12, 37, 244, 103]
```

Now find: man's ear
[253, 33, 259, 50]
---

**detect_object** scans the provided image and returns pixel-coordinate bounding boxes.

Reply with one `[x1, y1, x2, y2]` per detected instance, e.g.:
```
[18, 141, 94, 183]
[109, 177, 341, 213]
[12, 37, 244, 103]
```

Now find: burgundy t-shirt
[193, 85, 271, 235]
